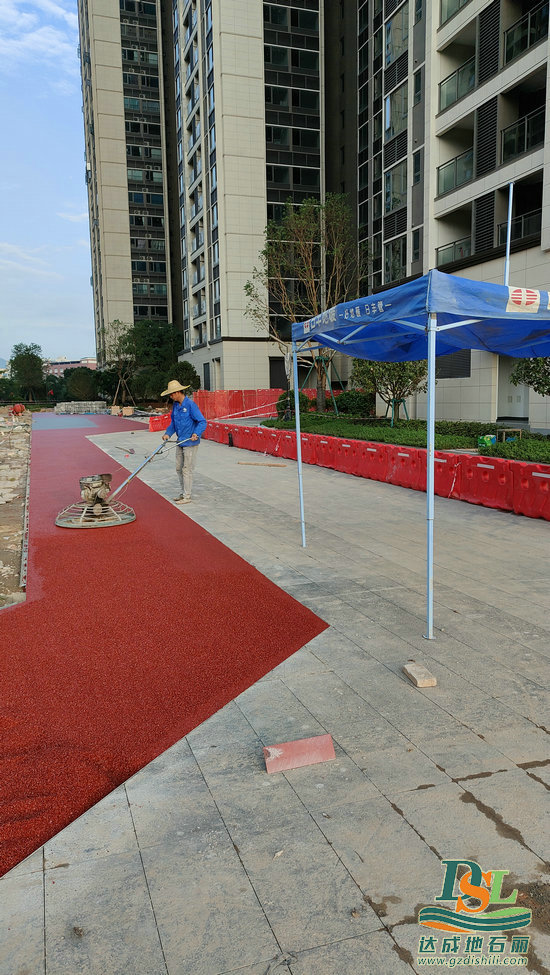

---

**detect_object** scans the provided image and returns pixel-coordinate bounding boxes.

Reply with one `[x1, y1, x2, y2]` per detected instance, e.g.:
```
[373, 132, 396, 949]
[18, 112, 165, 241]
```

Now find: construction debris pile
[0, 406, 31, 609]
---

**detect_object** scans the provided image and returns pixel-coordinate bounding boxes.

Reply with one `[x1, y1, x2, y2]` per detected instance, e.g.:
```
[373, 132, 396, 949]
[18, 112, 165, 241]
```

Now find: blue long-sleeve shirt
[165, 397, 207, 443]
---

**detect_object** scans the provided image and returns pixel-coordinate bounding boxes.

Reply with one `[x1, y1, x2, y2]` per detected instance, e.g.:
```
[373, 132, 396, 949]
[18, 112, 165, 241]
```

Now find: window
[290, 9, 318, 30]
[132, 260, 147, 272]
[132, 283, 148, 295]
[415, 0, 423, 21]
[127, 168, 143, 181]
[264, 4, 287, 26]
[385, 2, 409, 66]
[413, 150, 421, 183]
[384, 236, 406, 282]
[293, 168, 319, 187]
[150, 283, 167, 295]
[124, 97, 140, 111]
[267, 126, 289, 146]
[436, 349, 471, 378]
[291, 89, 319, 111]
[265, 46, 288, 67]
[292, 128, 319, 149]
[291, 50, 319, 71]
[412, 229, 420, 262]
[414, 69, 422, 104]
[267, 165, 290, 184]
[266, 86, 288, 107]
[385, 160, 407, 212]
[385, 82, 408, 139]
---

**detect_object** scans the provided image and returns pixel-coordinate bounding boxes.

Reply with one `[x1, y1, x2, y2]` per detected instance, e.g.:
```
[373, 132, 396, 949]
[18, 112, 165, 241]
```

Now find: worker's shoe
[180, 497, 192, 504]
[173, 494, 184, 502]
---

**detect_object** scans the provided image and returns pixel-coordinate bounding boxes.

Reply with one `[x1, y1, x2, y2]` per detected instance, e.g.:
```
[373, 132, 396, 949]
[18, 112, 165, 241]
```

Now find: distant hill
[0, 358, 6, 369]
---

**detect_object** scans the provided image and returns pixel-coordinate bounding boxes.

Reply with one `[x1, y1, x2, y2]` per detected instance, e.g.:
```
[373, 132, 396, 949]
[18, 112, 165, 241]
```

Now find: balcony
[436, 235, 472, 267]
[439, 58, 475, 111]
[437, 148, 474, 195]
[504, 2, 549, 64]
[501, 107, 545, 162]
[497, 207, 542, 244]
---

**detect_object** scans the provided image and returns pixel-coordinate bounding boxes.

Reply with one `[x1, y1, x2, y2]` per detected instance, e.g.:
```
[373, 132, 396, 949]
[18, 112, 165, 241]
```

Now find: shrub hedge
[262, 414, 550, 463]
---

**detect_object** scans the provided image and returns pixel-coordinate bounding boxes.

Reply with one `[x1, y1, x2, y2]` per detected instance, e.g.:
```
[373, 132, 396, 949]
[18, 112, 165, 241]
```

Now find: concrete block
[263, 734, 335, 774]
[111, 406, 121, 415]
[122, 407, 134, 416]
[402, 663, 437, 688]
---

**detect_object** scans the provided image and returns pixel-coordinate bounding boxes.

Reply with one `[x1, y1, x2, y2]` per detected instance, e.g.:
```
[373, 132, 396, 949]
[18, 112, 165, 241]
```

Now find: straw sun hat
[161, 380, 191, 396]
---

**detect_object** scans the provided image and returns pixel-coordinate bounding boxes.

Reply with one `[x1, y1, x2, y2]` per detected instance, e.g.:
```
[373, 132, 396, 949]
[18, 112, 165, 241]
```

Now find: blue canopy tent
[291, 269, 550, 639]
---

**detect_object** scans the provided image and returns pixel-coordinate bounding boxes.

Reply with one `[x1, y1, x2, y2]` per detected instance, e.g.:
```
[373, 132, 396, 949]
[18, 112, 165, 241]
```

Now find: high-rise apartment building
[357, 0, 550, 426]
[78, 0, 181, 364]
[79, 0, 550, 425]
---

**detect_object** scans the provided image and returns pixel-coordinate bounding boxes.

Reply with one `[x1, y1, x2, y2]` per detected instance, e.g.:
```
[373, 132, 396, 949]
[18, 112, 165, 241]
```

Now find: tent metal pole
[425, 313, 436, 640]
[292, 341, 307, 547]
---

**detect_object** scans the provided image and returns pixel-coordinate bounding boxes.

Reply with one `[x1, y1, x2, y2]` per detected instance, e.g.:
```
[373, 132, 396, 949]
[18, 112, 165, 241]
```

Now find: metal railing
[504, 2, 549, 63]
[439, 57, 475, 111]
[501, 107, 545, 162]
[437, 148, 473, 195]
[497, 208, 542, 244]
[436, 236, 472, 266]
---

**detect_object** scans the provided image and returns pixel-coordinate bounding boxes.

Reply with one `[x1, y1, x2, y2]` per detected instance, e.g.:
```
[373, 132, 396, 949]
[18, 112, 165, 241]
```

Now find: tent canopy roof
[292, 269, 550, 362]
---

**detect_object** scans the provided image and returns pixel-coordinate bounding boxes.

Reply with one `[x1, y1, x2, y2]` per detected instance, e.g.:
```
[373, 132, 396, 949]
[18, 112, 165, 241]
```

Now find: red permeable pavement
[0, 416, 327, 876]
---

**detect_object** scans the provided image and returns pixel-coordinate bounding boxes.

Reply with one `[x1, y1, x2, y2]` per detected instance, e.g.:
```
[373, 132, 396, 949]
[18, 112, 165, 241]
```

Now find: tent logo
[418, 860, 532, 933]
[506, 287, 540, 313]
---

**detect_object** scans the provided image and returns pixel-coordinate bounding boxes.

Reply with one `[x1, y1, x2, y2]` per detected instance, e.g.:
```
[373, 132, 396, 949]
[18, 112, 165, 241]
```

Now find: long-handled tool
[55, 438, 193, 528]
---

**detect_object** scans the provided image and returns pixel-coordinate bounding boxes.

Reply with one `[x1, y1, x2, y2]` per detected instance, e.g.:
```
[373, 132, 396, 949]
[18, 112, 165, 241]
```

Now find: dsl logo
[418, 860, 532, 933]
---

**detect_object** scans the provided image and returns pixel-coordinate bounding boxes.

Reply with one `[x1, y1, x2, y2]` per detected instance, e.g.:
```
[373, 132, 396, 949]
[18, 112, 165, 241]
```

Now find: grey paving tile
[353, 741, 449, 796]
[235, 679, 327, 743]
[141, 832, 278, 975]
[461, 768, 550, 861]
[310, 795, 442, 928]
[0, 870, 44, 975]
[235, 822, 380, 954]
[44, 851, 166, 975]
[390, 783, 544, 879]
[44, 786, 136, 869]
[282, 750, 381, 812]
[125, 747, 224, 850]
[415, 731, 515, 780]
[289, 930, 413, 974]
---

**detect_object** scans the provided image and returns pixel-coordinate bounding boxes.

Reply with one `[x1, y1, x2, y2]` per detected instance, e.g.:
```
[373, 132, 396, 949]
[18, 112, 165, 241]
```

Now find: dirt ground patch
[0, 406, 31, 609]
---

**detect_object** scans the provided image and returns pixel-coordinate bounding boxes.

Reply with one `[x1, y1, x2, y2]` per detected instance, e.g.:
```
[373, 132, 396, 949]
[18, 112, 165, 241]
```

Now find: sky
[0, 0, 96, 363]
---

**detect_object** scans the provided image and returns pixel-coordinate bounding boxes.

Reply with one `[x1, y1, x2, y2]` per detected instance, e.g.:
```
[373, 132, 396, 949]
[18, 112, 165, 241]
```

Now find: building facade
[358, 0, 550, 427]
[78, 0, 181, 365]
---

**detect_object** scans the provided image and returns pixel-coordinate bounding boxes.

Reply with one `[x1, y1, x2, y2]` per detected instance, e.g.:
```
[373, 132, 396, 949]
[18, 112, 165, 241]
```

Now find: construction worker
[161, 380, 207, 503]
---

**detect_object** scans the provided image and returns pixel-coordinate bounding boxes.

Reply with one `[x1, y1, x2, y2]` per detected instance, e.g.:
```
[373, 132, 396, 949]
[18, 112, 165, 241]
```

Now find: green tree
[131, 367, 167, 401]
[350, 359, 428, 421]
[164, 360, 201, 392]
[510, 358, 550, 397]
[64, 367, 98, 401]
[10, 343, 45, 401]
[130, 320, 179, 371]
[245, 194, 369, 411]
[104, 320, 136, 405]
[43, 373, 68, 403]
[0, 376, 21, 402]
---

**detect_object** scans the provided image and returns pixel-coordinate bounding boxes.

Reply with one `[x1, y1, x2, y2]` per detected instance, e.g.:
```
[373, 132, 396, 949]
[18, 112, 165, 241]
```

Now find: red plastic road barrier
[148, 413, 171, 432]
[315, 436, 339, 469]
[386, 445, 425, 491]
[299, 434, 317, 465]
[512, 461, 550, 520]
[334, 439, 361, 475]
[354, 441, 390, 482]
[459, 455, 513, 511]
[279, 432, 297, 460]
[263, 429, 283, 456]
[434, 452, 461, 499]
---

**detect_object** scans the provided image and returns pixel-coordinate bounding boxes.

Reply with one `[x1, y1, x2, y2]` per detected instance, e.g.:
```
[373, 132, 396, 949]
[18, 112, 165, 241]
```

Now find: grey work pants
[175, 443, 199, 498]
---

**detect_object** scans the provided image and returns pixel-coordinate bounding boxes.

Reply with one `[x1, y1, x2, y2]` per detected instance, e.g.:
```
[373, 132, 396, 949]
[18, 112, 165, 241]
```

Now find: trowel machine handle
[108, 435, 197, 501]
